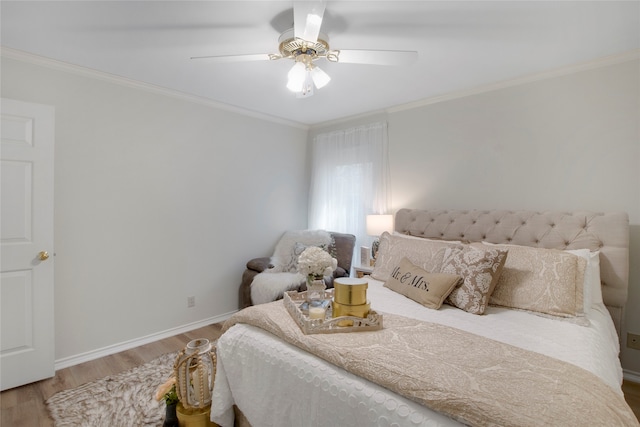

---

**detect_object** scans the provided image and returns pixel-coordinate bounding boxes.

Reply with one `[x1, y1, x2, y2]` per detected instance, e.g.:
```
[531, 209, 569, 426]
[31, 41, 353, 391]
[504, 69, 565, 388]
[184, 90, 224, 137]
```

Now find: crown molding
[1, 47, 310, 131]
[386, 49, 640, 114]
[4, 46, 637, 132]
[311, 50, 639, 129]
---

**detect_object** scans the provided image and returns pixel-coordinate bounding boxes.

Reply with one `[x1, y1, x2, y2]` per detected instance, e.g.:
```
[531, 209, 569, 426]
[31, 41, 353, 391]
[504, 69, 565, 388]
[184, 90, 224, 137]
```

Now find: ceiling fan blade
[190, 53, 274, 63]
[293, 0, 326, 42]
[335, 49, 418, 66]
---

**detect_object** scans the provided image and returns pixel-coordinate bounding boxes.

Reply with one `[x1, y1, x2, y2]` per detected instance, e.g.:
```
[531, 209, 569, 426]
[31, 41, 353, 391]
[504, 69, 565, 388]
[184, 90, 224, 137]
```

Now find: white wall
[313, 58, 640, 374]
[1, 56, 309, 362]
[2, 52, 638, 375]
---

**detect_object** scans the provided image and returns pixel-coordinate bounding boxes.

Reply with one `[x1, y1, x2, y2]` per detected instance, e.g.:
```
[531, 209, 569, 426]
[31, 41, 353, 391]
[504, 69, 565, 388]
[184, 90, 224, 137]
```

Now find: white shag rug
[250, 230, 333, 305]
[46, 351, 178, 427]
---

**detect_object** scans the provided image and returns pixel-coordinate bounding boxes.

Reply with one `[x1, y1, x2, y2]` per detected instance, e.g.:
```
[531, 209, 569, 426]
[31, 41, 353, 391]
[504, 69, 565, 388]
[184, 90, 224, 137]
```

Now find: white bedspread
[211, 278, 623, 427]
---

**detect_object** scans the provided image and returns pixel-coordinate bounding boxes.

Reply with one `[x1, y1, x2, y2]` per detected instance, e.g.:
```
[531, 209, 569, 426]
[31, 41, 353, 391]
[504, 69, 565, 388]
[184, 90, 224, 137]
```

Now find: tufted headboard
[394, 209, 630, 335]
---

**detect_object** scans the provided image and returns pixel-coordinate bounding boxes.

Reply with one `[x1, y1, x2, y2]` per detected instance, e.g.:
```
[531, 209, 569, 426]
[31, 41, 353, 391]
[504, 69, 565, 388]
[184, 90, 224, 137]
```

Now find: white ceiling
[2, 1, 639, 126]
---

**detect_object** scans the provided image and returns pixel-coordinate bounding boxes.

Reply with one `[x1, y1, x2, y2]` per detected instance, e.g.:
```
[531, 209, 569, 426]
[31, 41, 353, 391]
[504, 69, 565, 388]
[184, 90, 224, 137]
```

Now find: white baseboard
[54, 311, 236, 371]
[623, 369, 640, 384]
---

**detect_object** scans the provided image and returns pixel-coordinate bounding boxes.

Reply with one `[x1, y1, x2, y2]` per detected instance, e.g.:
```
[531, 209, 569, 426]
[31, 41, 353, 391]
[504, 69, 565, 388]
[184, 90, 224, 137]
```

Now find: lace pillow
[284, 241, 334, 274]
[384, 257, 462, 309]
[484, 244, 587, 318]
[269, 230, 333, 273]
[371, 232, 462, 281]
[441, 247, 508, 315]
[281, 242, 308, 272]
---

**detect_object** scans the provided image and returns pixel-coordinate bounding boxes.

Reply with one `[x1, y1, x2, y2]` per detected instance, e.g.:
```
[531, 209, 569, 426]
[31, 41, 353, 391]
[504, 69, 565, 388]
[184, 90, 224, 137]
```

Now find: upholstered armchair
[240, 231, 356, 308]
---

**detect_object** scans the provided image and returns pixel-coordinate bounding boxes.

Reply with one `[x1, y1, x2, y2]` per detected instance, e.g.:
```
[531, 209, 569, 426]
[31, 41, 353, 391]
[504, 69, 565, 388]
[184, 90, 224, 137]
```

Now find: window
[309, 122, 390, 262]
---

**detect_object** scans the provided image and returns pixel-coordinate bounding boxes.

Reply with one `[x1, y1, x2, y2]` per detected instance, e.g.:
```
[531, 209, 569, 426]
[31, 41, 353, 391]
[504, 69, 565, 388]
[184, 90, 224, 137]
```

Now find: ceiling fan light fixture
[310, 65, 330, 89]
[192, 2, 420, 98]
[286, 61, 307, 92]
[297, 72, 314, 98]
[278, 28, 330, 59]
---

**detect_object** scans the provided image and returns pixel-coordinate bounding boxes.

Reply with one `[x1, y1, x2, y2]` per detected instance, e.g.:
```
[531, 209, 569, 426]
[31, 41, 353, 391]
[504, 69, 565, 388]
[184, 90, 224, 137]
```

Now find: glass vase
[306, 277, 326, 302]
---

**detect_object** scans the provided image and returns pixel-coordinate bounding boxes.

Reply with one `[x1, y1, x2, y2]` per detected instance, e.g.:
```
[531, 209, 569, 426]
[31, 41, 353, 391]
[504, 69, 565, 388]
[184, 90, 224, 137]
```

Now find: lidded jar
[332, 278, 370, 325]
[333, 277, 368, 306]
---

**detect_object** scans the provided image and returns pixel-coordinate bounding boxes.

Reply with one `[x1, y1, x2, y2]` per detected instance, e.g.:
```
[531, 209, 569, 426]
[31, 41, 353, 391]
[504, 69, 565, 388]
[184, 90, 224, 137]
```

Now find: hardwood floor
[1, 321, 639, 425]
[625, 379, 640, 421]
[0, 322, 224, 427]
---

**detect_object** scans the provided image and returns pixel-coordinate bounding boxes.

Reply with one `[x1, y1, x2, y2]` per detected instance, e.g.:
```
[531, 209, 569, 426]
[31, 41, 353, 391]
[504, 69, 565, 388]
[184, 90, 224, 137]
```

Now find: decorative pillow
[269, 230, 333, 273]
[393, 231, 462, 244]
[283, 242, 306, 272]
[384, 257, 462, 309]
[483, 244, 587, 318]
[477, 242, 600, 315]
[441, 247, 508, 315]
[283, 241, 335, 274]
[371, 232, 462, 281]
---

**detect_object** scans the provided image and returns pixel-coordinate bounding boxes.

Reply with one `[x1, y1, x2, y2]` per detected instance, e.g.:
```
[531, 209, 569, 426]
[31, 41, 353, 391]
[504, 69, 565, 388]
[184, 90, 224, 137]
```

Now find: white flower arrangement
[297, 246, 338, 280]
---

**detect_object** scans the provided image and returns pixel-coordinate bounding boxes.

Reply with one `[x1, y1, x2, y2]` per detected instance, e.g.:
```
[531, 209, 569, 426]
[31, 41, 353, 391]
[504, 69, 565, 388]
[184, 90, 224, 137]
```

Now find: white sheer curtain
[308, 121, 391, 264]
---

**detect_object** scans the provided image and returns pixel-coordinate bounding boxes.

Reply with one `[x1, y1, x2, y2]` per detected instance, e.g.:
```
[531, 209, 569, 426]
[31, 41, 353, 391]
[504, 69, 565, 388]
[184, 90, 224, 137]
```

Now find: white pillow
[589, 252, 603, 305]
[566, 249, 602, 311]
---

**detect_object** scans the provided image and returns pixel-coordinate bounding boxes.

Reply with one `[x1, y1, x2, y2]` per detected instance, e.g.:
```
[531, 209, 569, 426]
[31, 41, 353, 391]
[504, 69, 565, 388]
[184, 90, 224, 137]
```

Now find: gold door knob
[38, 251, 50, 261]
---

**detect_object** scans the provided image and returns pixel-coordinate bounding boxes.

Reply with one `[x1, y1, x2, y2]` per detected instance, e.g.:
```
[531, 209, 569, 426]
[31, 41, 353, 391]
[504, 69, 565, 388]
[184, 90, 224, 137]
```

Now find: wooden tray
[284, 291, 383, 335]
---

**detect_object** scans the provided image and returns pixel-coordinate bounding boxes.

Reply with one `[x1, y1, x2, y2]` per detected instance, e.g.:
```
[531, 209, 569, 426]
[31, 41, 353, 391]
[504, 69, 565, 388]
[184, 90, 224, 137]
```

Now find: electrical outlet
[628, 333, 640, 350]
[187, 296, 195, 308]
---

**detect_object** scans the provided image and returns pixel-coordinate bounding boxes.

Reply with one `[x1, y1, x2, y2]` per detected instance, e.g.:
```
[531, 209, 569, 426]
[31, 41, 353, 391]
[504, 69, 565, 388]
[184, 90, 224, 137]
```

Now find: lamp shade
[286, 62, 306, 92]
[311, 66, 331, 89]
[366, 214, 394, 236]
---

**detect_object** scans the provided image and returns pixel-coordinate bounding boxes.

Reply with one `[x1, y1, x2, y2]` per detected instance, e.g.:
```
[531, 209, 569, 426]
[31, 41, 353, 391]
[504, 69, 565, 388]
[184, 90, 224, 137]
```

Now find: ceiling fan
[191, 1, 418, 98]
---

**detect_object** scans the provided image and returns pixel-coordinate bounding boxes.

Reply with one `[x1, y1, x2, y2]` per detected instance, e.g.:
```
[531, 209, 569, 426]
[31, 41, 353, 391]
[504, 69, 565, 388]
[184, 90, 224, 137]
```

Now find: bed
[211, 209, 637, 426]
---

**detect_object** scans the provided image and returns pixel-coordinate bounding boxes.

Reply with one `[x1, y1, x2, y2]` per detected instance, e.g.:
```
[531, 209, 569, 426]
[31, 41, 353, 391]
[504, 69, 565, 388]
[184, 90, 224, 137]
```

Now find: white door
[1, 98, 55, 391]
